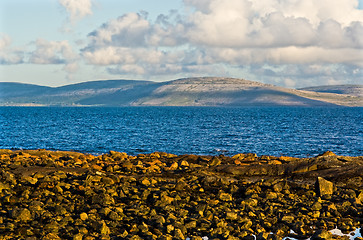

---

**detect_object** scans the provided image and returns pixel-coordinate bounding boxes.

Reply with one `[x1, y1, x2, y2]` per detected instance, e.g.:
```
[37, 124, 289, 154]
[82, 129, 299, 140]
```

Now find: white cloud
[0, 34, 12, 50]
[184, 0, 363, 49]
[0, 34, 24, 64]
[59, 0, 93, 23]
[5, 0, 359, 87]
[86, 12, 187, 48]
[88, 13, 150, 47]
[29, 39, 78, 64]
[28, 39, 80, 80]
[249, 63, 362, 87]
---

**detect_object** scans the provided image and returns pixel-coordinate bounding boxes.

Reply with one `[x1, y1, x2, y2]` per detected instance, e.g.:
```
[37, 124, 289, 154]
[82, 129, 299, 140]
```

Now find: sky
[0, 0, 362, 88]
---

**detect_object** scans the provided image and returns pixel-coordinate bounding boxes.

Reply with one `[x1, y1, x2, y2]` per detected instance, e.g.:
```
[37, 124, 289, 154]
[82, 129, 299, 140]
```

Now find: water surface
[0, 107, 361, 157]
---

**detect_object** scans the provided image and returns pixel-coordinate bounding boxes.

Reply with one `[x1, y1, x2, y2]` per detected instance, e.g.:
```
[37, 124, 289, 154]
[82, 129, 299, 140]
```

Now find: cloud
[5, 0, 360, 87]
[184, 0, 363, 49]
[28, 39, 80, 80]
[86, 12, 187, 48]
[83, 0, 363, 71]
[249, 63, 362, 87]
[29, 39, 78, 64]
[0, 34, 24, 64]
[59, 0, 93, 23]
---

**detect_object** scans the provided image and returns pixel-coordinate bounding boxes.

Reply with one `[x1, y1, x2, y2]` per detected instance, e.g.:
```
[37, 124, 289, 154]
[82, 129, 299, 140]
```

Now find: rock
[174, 228, 185, 239]
[73, 233, 83, 240]
[0, 150, 362, 239]
[80, 212, 88, 221]
[226, 211, 238, 220]
[101, 177, 115, 185]
[141, 178, 151, 186]
[273, 182, 285, 192]
[42, 233, 61, 240]
[310, 229, 333, 240]
[315, 177, 334, 197]
[357, 191, 363, 202]
[209, 157, 221, 166]
[266, 191, 278, 199]
[169, 162, 179, 170]
[318, 151, 336, 157]
[12, 208, 32, 222]
[311, 201, 322, 211]
[281, 215, 295, 224]
[179, 160, 189, 167]
[218, 192, 233, 201]
[166, 224, 174, 234]
[256, 232, 270, 240]
[100, 221, 110, 235]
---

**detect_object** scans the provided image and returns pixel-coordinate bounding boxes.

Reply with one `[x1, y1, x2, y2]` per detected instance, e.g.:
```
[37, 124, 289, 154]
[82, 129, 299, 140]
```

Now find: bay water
[0, 106, 362, 157]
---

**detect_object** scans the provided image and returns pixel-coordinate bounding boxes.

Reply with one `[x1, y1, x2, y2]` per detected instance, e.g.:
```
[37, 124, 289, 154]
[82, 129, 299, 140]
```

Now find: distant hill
[299, 85, 362, 97]
[0, 82, 52, 98]
[0, 77, 362, 107]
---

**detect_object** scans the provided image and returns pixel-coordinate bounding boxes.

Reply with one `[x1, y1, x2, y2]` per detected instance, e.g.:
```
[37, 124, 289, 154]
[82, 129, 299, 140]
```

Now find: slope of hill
[0, 82, 52, 98]
[299, 85, 362, 97]
[0, 77, 362, 107]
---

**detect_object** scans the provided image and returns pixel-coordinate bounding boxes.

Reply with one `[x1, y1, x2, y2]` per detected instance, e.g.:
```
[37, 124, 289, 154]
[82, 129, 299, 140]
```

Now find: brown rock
[12, 208, 32, 222]
[310, 229, 333, 240]
[315, 177, 334, 197]
[318, 151, 336, 157]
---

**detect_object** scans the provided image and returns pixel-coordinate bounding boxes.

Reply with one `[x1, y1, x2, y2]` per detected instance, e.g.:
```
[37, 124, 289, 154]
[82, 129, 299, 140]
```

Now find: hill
[0, 77, 362, 107]
[299, 85, 362, 97]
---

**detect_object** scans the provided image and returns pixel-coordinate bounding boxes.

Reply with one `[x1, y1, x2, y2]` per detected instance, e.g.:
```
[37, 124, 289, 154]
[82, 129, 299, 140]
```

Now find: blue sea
[0, 106, 362, 157]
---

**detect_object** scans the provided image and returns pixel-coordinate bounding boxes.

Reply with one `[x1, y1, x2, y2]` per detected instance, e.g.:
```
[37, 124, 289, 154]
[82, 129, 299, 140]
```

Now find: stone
[42, 233, 61, 240]
[12, 208, 32, 222]
[266, 191, 278, 199]
[100, 221, 110, 235]
[169, 162, 179, 170]
[315, 177, 334, 197]
[80, 212, 88, 221]
[226, 211, 238, 220]
[166, 224, 174, 234]
[209, 157, 221, 166]
[310, 229, 333, 240]
[101, 177, 115, 185]
[174, 228, 185, 240]
[0, 150, 362, 239]
[73, 233, 83, 240]
[218, 192, 233, 201]
[179, 160, 189, 167]
[281, 215, 295, 224]
[256, 232, 270, 240]
[357, 191, 363, 202]
[319, 151, 336, 157]
[141, 178, 151, 186]
[311, 201, 322, 211]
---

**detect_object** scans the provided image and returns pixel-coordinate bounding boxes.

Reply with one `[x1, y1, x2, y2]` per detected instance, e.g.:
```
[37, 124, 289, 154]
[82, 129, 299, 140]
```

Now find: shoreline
[1, 149, 362, 239]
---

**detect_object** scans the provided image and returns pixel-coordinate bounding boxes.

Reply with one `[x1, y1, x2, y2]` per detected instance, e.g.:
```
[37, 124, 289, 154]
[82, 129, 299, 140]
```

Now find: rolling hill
[299, 85, 362, 97]
[0, 77, 362, 107]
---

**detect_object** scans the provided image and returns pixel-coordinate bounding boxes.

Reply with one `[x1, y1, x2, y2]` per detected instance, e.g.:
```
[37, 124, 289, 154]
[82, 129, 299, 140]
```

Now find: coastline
[1, 149, 362, 239]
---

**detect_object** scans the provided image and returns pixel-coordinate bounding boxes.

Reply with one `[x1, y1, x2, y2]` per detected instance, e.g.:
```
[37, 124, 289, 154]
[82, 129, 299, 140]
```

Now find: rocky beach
[0, 149, 362, 240]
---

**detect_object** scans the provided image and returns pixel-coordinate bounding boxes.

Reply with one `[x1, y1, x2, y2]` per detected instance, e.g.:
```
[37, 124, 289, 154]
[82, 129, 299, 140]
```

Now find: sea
[0, 106, 362, 157]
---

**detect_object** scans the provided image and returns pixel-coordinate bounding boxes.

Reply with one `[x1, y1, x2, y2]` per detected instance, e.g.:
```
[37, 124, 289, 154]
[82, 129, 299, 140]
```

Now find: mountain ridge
[1, 77, 362, 107]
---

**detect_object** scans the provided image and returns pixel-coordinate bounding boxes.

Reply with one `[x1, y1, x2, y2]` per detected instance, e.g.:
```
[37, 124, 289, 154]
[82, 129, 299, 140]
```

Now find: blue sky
[0, 0, 362, 88]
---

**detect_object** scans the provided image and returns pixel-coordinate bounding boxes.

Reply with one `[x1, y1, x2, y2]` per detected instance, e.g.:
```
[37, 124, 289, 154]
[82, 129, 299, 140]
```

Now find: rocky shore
[0, 149, 362, 240]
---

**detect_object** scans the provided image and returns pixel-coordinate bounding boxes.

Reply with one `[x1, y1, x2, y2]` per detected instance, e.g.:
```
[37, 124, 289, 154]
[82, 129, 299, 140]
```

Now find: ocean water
[0, 106, 362, 157]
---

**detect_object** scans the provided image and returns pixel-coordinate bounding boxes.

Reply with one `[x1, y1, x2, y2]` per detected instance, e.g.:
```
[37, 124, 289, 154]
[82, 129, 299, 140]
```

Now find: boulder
[315, 177, 334, 197]
[12, 208, 32, 222]
[310, 229, 333, 240]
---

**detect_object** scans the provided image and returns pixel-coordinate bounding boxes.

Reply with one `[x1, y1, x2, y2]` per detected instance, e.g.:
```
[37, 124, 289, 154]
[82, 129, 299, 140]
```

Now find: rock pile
[0, 149, 362, 239]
